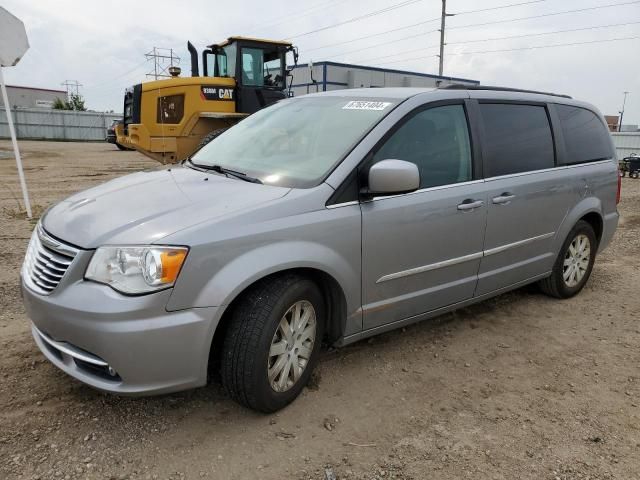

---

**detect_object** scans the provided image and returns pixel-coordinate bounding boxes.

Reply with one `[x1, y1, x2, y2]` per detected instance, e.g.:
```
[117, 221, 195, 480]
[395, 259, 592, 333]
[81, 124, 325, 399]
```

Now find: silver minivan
[21, 86, 620, 412]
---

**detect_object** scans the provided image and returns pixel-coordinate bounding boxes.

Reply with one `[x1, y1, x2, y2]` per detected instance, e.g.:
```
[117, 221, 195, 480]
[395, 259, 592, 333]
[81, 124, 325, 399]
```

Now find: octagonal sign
[0, 7, 29, 67]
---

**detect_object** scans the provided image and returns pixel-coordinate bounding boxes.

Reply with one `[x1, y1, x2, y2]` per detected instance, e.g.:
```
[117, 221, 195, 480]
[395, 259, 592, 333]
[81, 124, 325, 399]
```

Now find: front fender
[167, 240, 361, 327]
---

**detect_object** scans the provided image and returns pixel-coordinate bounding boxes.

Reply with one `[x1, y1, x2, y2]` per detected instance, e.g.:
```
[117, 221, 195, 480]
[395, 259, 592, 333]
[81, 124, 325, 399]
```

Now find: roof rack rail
[441, 84, 572, 99]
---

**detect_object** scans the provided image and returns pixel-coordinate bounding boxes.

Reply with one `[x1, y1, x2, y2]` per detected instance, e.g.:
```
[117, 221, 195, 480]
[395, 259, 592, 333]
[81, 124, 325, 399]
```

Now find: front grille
[22, 224, 78, 295]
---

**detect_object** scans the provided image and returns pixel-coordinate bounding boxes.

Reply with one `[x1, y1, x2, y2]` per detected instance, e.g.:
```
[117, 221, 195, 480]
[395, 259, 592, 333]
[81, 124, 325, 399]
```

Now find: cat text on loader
[115, 37, 297, 164]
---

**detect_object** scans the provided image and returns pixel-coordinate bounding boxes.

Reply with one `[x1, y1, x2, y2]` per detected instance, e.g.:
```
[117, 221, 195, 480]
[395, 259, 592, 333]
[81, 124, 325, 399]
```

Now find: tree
[52, 93, 87, 111]
[52, 97, 66, 109]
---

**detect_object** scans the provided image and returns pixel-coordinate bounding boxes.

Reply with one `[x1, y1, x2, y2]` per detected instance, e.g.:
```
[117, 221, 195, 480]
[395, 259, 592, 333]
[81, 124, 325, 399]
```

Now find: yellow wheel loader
[115, 37, 297, 164]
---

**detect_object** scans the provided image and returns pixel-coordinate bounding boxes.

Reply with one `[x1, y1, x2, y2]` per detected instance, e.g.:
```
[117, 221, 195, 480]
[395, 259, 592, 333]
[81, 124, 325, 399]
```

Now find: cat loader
[115, 36, 297, 163]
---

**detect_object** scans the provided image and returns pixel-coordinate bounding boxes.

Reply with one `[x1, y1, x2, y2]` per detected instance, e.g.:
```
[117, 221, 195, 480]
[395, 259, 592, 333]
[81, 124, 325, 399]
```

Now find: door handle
[457, 199, 484, 211]
[492, 193, 516, 204]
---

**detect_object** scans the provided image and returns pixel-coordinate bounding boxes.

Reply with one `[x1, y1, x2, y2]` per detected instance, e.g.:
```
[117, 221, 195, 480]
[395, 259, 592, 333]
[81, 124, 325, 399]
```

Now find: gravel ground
[0, 140, 639, 480]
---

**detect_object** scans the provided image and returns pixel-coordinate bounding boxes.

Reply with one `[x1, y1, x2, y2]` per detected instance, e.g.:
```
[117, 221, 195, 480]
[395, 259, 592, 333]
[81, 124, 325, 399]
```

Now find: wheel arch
[207, 266, 350, 378]
[579, 211, 603, 246]
[554, 196, 603, 252]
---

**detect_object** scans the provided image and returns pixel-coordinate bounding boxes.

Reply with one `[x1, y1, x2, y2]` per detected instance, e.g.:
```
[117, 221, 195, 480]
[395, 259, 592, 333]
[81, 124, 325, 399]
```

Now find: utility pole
[145, 47, 181, 80]
[438, 0, 455, 77]
[618, 91, 629, 132]
[61, 79, 82, 100]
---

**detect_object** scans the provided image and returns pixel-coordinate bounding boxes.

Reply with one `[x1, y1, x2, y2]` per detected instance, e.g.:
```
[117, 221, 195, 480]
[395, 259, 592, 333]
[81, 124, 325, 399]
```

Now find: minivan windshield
[190, 96, 398, 188]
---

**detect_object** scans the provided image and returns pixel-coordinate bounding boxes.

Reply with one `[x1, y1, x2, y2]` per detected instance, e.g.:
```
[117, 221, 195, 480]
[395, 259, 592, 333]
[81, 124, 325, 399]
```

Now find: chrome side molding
[377, 232, 555, 283]
[483, 232, 555, 257]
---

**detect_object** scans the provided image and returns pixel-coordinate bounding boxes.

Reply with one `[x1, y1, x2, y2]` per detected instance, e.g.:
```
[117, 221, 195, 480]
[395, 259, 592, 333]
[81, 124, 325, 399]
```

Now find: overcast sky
[3, 0, 639, 124]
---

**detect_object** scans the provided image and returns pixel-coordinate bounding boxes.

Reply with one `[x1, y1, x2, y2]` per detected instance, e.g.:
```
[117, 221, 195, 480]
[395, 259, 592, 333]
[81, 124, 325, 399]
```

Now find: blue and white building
[289, 61, 479, 97]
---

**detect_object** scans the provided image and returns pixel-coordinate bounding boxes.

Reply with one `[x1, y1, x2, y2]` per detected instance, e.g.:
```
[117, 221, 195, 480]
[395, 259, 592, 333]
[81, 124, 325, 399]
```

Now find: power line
[446, 20, 640, 45]
[250, 0, 347, 35]
[352, 46, 431, 64]
[452, 0, 549, 15]
[447, 35, 640, 54]
[285, 0, 430, 39]
[300, 0, 636, 59]
[448, 0, 640, 30]
[303, 21, 438, 54]
[328, 30, 438, 59]
[84, 59, 150, 91]
[348, 20, 640, 64]
[328, 0, 640, 70]
[373, 35, 639, 66]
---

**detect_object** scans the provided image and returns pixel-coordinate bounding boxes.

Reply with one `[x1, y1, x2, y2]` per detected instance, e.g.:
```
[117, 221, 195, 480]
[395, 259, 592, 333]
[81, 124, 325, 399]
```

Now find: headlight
[85, 246, 188, 294]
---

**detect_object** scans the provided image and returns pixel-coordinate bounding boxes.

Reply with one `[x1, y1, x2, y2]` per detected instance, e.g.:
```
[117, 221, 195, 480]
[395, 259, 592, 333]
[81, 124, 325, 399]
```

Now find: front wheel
[539, 220, 597, 298]
[220, 275, 324, 412]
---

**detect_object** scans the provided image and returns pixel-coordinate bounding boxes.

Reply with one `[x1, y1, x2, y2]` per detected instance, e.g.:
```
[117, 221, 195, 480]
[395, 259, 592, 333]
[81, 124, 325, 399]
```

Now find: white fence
[611, 132, 640, 160]
[0, 108, 122, 141]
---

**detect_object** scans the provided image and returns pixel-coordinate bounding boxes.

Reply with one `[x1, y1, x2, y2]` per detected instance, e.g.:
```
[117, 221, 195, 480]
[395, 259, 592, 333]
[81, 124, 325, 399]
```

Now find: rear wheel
[115, 143, 129, 151]
[220, 275, 324, 412]
[539, 220, 597, 298]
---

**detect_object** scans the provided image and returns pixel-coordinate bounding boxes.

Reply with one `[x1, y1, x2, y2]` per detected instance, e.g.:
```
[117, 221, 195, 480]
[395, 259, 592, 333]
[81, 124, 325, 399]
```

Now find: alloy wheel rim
[268, 300, 316, 393]
[563, 234, 591, 287]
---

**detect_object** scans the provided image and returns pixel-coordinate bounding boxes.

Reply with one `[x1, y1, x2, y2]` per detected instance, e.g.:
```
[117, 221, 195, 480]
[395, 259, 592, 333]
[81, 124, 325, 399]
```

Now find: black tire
[115, 143, 128, 151]
[620, 170, 626, 177]
[220, 275, 325, 412]
[197, 128, 227, 150]
[539, 220, 597, 299]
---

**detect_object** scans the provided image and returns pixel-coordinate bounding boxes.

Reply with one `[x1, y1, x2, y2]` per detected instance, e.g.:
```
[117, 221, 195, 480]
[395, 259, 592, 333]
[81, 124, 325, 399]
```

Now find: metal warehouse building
[289, 61, 479, 97]
[0, 85, 67, 109]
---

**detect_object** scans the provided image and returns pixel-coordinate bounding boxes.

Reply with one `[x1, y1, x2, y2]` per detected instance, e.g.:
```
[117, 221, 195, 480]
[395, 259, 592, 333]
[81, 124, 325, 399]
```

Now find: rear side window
[480, 104, 555, 177]
[556, 105, 613, 164]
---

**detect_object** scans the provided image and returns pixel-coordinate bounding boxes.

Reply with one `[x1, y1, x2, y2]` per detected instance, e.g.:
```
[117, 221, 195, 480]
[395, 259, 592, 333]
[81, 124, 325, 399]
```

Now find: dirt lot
[0, 140, 639, 480]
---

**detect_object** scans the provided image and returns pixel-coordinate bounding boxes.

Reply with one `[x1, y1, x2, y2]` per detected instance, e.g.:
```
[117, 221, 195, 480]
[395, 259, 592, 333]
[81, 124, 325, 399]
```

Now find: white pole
[0, 65, 32, 218]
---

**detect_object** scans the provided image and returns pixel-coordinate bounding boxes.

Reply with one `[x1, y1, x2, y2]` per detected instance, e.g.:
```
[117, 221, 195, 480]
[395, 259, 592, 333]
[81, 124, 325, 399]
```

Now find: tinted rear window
[556, 105, 613, 164]
[480, 104, 555, 177]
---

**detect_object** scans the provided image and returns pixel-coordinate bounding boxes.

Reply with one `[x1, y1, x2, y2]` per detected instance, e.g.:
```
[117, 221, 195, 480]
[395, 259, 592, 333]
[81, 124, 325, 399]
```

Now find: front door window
[371, 104, 472, 189]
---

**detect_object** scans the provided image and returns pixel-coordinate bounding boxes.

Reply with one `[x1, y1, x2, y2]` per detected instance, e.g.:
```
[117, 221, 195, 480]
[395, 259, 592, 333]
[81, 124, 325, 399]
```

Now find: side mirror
[367, 159, 420, 196]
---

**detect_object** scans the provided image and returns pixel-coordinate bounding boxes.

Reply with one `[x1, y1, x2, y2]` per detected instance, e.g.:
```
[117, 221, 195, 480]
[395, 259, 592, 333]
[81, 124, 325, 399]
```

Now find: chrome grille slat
[33, 265, 64, 280]
[33, 272, 57, 287]
[31, 276, 55, 291]
[34, 257, 66, 274]
[22, 224, 78, 295]
[36, 248, 73, 266]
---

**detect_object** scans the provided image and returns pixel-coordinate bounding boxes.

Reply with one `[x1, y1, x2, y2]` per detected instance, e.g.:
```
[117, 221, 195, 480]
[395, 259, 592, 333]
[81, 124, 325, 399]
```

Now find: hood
[43, 166, 290, 248]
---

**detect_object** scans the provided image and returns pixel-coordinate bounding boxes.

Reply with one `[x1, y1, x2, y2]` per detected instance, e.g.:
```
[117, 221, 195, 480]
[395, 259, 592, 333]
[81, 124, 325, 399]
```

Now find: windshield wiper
[187, 159, 262, 184]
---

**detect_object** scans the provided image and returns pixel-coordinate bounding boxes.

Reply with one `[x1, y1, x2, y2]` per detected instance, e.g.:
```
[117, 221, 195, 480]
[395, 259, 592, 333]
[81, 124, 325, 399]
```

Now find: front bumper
[22, 276, 220, 395]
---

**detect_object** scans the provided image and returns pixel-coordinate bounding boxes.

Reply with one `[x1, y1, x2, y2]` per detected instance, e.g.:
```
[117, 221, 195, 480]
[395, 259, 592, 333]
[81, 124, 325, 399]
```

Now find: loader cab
[202, 37, 295, 114]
